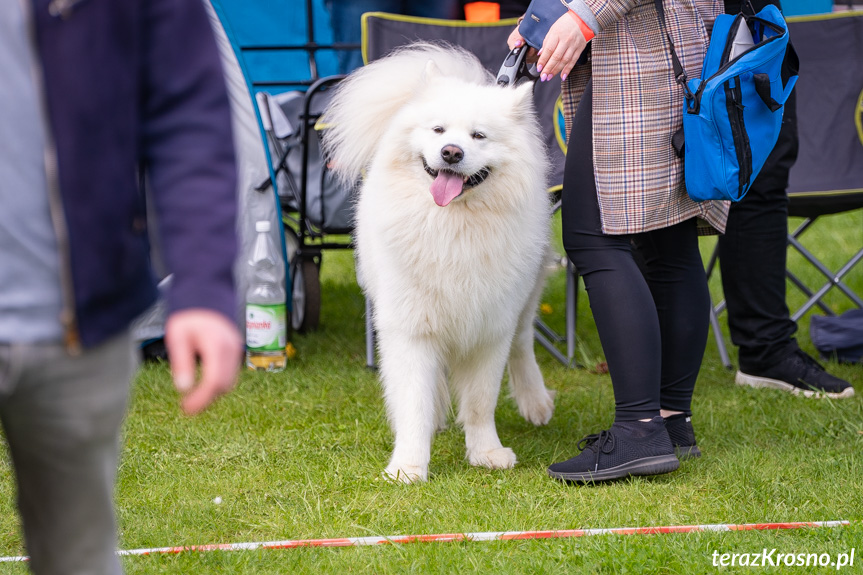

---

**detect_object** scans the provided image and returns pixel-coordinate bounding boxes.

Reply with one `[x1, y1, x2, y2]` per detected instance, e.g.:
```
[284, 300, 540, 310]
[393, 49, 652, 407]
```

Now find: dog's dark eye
[433, 126, 445, 134]
[472, 131, 486, 140]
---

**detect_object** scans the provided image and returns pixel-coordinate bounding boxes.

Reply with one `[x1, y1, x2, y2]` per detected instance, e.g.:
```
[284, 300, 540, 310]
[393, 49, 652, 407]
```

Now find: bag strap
[653, 0, 693, 100]
[654, 0, 692, 157]
[753, 74, 781, 111]
[755, 26, 799, 111]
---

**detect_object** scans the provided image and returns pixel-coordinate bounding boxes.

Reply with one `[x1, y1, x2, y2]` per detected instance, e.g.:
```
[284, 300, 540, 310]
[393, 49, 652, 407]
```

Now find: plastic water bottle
[245, 220, 287, 372]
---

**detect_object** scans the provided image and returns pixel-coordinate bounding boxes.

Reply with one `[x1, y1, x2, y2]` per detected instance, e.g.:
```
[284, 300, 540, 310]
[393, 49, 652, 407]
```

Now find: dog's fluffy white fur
[324, 43, 555, 482]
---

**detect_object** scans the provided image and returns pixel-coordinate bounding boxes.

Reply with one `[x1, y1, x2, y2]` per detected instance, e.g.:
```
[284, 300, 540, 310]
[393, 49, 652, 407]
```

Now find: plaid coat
[563, 0, 729, 235]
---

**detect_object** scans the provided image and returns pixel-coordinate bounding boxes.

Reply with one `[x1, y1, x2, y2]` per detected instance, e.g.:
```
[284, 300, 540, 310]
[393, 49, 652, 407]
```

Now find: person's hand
[164, 308, 243, 415]
[507, 23, 527, 50]
[536, 12, 588, 82]
[507, 22, 544, 71]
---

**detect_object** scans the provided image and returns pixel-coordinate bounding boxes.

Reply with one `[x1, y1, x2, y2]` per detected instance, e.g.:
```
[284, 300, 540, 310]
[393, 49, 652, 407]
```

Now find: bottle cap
[255, 220, 271, 233]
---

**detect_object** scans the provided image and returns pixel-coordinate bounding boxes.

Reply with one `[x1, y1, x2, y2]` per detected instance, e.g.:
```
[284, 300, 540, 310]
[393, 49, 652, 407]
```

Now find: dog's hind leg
[508, 273, 556, 426]
[379, 334, 443, 483]
[452, 346, 516, 470]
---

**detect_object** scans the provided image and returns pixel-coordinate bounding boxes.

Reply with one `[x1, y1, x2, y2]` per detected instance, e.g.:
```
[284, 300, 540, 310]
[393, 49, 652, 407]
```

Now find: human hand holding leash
[165, 308, 243, 415]
[507, 11, 588, 82]
[506, 23, 527, 51]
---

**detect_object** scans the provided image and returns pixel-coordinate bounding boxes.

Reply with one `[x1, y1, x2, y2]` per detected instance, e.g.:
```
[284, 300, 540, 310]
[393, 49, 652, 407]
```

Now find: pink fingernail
[561, 73, 568, 81]
[174, 374, 193, 393]
[536, 64, 543, 72]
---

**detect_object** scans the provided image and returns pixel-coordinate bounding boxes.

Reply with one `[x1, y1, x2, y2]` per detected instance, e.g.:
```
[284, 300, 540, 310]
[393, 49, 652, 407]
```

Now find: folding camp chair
[782, 11, 863, 323]
[785, 195, 863, 322]
[361, 12, 581, 368]
[708, 10, 863, 368]
[709, 199, 863, 370]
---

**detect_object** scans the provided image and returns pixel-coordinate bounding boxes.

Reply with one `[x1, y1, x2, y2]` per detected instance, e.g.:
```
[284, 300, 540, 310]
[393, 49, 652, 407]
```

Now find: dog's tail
[321, 42, 491, 185]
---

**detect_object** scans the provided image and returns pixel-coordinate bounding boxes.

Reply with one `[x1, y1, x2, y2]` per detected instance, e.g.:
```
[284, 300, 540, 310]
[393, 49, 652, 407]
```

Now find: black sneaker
[547, 417, 680, 483]
[663, 413, 701, 460]
[736, 349, 855, 399]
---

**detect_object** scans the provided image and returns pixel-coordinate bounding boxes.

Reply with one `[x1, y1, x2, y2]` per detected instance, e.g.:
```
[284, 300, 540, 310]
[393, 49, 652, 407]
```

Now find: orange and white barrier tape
[0, 520, 851, 562]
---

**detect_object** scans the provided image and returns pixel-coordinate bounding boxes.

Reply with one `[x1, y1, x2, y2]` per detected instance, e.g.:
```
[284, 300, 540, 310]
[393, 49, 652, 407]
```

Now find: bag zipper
[718, 15, 784, 70]
[724, 77, 753, 196]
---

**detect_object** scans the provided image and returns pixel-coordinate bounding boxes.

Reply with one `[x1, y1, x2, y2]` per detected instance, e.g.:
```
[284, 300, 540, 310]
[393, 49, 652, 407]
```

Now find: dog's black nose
[441, 145, 463, 165]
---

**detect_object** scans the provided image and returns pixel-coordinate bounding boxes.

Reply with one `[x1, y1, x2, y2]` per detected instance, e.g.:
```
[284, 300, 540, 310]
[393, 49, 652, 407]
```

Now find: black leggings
[561, 81, 711, 421]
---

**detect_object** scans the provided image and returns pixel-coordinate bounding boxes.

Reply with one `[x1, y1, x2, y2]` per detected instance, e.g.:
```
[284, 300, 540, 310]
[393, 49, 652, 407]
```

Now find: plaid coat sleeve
[562, 0, 729, 235]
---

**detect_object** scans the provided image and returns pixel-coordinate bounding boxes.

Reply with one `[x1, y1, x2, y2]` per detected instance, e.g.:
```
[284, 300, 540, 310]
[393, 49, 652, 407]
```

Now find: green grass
[0, 211, 861, 573]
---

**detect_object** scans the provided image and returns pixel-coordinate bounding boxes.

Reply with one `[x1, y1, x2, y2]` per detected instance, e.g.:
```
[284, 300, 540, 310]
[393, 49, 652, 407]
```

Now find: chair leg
[565, 263, 578, 367]
[786, 269, 835, 317]
[533, 327, 570, 366]
[705, 241, 733, 369]
[787, 232, 863, 321]
[532, 262, 579, 368]
[710, 304, 733, 370]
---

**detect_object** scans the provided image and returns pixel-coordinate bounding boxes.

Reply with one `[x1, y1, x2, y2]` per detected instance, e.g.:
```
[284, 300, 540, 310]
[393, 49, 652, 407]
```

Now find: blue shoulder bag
[655, 0, 799, 202]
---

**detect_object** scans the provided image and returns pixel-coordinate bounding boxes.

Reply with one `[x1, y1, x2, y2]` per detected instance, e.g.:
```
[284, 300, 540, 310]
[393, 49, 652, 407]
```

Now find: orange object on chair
[464, 2, 500, 21]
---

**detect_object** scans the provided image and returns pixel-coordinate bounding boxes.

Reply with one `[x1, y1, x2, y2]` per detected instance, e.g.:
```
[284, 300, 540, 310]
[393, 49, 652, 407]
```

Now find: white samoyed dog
[323, 43, 555, 483]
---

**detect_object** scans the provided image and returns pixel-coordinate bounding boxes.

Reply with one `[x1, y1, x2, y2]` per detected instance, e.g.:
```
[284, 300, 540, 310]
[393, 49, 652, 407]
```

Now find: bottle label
[245, 303, 287, 351]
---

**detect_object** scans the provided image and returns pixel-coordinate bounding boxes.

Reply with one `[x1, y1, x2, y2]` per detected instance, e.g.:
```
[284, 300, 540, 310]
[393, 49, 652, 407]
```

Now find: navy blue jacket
[32, 0, 238, 349]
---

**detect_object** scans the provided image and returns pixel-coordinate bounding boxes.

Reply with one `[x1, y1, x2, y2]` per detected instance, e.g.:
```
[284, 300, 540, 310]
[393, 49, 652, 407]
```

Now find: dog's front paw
[383, 463, 428, 484]
[515, 387, 556, 426]
[468, 447, 517, 469]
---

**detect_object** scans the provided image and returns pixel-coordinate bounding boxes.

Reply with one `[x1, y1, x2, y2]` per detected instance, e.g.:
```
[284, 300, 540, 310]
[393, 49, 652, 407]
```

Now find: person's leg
[634, 220, 711, 458]
[635, 219, 710, 416]
[0, 332, 135, 575]
[560, 84, 661, 423]
[717, 71, 852, 397]
[719, 185, 796, 372]
[549, 80, 678, 483]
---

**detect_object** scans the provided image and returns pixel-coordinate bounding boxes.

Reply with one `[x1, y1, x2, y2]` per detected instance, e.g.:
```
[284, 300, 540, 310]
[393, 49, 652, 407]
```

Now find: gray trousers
[0, 332, 135, 575]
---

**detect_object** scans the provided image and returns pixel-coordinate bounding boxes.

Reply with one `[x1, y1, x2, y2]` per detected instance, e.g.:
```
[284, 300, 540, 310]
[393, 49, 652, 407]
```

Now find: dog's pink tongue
[430, 171, 464, 207]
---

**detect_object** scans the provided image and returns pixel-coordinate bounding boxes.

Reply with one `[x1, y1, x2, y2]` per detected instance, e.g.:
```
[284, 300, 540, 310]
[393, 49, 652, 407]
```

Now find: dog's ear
[512, 82, 534, 110]
[422, 59, 443, 82]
